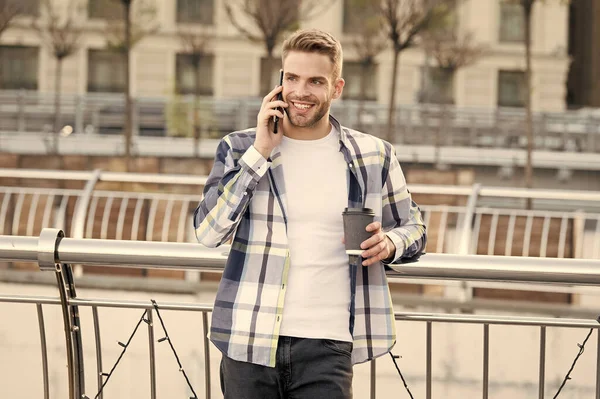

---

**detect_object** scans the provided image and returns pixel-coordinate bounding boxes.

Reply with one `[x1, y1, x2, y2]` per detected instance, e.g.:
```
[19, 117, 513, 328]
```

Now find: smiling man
[193, 29, 427, 399]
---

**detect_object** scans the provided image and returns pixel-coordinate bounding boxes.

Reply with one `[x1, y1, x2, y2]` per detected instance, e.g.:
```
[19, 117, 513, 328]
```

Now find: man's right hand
[254, 85, 288, 159]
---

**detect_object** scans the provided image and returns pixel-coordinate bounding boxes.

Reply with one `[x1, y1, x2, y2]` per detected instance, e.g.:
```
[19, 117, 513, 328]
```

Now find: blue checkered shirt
[194, 116, 427, 367]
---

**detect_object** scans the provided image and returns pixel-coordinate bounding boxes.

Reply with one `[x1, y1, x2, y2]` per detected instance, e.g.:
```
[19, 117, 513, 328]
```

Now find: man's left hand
[360, 221, 396, 266]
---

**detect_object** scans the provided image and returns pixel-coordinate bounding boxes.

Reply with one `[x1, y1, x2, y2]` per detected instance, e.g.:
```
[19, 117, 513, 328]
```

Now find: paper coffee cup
[342, 207, 375, 256]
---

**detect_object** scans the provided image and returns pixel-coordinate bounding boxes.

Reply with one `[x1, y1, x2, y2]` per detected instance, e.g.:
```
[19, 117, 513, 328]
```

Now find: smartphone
[273, 69, 284, 134]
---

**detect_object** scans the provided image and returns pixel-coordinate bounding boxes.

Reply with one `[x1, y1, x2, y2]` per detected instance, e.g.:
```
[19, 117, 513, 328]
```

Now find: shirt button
[243, 192, 248, 196]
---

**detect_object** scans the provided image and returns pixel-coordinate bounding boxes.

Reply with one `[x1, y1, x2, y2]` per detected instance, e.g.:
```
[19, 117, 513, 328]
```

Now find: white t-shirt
[278, 126, 352, 342]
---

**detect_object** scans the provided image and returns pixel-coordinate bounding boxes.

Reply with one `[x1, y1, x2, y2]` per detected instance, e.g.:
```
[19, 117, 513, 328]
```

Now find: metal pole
[459, 184, 482, 255]
[483, 324, 489, 399]
[92, 306, 104, 399]
[36, 304, 50, 399]
[426, 321, 432, 399]
[55, 263, 77, 399]
[202, 312, 211, 399]
[147, 310, 157, 399]
[6, 231, 600, 285]
[596, 329, 600, 399]
[539, 326, 546, 399]
[38, 228, 85, 399]
[71, 169, 102, 277]
[370, 358, 376, 399]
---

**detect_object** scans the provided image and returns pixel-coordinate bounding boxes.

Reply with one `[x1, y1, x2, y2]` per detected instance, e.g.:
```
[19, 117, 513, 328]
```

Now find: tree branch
[0, 0, 23, 38]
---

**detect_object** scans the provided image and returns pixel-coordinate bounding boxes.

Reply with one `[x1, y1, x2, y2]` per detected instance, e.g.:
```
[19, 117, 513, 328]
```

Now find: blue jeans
[220, 336, 353, 399]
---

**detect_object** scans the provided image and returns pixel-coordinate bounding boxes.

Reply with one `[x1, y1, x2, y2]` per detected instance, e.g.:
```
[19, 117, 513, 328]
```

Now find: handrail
[2, 231, 600, 285]
[2, 168, 600, 202]
[1, 229, 600, 399]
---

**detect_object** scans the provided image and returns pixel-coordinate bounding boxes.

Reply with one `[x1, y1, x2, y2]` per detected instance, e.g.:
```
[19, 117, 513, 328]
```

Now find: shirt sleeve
[380, 142, 427, 263]
[193, 139, 270, 247]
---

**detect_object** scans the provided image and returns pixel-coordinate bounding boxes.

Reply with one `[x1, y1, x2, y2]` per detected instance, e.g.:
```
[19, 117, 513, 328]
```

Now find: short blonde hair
[282, 29, 343, 80]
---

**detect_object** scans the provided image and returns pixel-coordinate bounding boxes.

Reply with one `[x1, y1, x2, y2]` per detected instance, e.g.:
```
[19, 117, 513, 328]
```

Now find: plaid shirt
[194, 116, 426, 367]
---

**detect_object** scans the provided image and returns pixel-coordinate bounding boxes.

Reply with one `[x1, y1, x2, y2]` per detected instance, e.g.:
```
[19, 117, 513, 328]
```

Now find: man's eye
[287, 76, 296, 82]
[312, 80, 322, 85]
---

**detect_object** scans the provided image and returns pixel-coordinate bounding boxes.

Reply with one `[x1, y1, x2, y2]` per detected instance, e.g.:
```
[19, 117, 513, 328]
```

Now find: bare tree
[33, 0, 83, 153]
[345, 0, 387, 130]
[503, 0, 570, 208]
[0, 0, 23, 39]
[99, 0, 157, 166]
[178, 28, 212, 157]
[380, 0, 454, 142]
[422, 30, 485, 103]
[502, 0, 535, 207]
[224, 0, 334, 91]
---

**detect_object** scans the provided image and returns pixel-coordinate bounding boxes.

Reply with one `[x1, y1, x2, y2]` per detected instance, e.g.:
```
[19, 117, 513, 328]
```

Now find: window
[88, 0, 122, 20]
[87, 49, 126, 92]
[499, 1, 525, 43]
[260, 57, 282, 95]
[421, 67, 455, 104]
[497, 70, 526, 107]
[342, 61, 377, 101]
[0, 46, 39, 90]
[177, 0, 214, 25]
[176, 53, 214, 95]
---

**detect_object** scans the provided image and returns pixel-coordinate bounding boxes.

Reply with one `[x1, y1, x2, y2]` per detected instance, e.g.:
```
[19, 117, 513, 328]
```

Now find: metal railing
[1, 168, 600, 304]
[1, 169, 599, 257]
[0, 230, 599, 399]
[1, 90, 599, 153]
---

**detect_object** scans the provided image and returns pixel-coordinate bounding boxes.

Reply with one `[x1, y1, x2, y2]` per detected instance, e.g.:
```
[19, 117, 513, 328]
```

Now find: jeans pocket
[322, 339, 353, 358]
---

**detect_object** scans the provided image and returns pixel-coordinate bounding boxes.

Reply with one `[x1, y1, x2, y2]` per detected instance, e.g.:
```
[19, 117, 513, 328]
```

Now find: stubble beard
[285, 96, 332, 128]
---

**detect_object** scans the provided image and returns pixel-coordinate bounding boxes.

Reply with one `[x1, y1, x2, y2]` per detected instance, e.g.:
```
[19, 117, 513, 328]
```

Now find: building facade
[0, 0, 570, 111]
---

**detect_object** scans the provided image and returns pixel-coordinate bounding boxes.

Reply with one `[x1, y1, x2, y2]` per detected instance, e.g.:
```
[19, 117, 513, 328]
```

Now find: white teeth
[293, 102, 312, 110]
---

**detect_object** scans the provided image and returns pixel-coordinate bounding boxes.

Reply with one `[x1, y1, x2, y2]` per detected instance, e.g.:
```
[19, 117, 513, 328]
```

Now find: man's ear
[332, 78, 345, 100]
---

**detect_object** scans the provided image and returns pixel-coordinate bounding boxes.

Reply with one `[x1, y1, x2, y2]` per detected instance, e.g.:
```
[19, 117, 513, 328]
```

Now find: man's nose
[296, 81, 311, 97]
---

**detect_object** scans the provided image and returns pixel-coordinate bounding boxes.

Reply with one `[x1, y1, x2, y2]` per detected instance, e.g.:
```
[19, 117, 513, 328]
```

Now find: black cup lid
[343, 207, 374, 215]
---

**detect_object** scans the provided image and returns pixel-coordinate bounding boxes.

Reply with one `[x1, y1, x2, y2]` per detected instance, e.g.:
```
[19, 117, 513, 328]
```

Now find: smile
[292, 102, 314, 110]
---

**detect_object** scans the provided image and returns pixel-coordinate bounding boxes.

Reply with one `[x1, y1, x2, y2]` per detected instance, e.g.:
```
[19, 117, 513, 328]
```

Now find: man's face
[281, 51, 344, 129]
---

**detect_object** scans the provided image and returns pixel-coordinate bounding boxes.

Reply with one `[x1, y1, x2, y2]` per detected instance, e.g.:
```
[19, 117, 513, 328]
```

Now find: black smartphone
[273, 69, 284, 134]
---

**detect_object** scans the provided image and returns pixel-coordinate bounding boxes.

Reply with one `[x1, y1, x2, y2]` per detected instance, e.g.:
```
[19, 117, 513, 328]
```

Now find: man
[193, 29, 426, 399]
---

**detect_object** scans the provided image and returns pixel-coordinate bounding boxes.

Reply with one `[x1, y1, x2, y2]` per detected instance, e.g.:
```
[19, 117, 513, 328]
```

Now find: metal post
[36, 304, 50, 399]
[539, 326, 546, 399]
[596, 329, 600, 399]
[56, 262, 85, 399]
[92, 306, 104, 399]
[370, 358, 376, 399]
[147, 310, 157, 399]
[71, 169, 102, 277]
[202, 312, 211, 399]
[37, 228, 85, 399]
[483, 324, 489, 399]
[426, 321, 432, 399]
[446, 184, 481, 301]
[458, 184, 482, 255]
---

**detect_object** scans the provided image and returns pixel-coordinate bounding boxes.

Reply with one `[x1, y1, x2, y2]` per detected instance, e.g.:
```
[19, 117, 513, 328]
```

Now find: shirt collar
[329, 114, 357, 164]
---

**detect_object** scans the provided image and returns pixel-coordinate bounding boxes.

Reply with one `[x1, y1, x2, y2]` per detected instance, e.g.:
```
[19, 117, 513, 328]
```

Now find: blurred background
[1, 0, 600, 398]
[0, 0, 598, 190]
